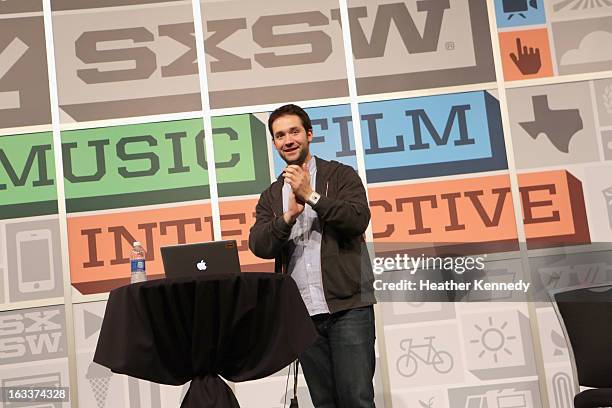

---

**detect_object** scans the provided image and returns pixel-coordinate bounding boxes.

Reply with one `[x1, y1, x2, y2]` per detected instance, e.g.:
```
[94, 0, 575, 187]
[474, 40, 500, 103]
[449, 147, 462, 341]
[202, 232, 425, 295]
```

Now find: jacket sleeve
[312, 165, 370, 237]
[248, 187, 293, 259]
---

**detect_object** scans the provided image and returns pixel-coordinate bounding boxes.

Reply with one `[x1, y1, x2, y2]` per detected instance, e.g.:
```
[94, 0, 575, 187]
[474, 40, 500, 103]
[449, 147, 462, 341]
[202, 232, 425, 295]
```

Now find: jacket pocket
[321, 253, 360, 299]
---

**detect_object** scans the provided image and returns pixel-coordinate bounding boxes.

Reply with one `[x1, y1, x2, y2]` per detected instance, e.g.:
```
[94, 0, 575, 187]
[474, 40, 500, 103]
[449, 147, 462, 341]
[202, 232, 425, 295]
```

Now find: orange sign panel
[68, 203, 213, 294]
[369, 170, 589, 250]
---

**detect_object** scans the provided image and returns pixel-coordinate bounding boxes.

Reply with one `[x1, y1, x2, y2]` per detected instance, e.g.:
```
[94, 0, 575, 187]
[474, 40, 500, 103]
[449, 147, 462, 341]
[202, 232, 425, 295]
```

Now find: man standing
[249, 104, 376, 407]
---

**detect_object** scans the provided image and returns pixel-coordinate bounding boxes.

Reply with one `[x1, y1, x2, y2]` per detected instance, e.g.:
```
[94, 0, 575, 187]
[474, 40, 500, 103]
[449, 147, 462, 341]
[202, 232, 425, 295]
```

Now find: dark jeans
[299, 305, 376, 408]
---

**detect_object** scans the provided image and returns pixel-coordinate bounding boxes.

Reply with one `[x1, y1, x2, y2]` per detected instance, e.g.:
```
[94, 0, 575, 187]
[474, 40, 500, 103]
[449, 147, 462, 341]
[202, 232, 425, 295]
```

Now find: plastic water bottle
[130, 241, 147, 283]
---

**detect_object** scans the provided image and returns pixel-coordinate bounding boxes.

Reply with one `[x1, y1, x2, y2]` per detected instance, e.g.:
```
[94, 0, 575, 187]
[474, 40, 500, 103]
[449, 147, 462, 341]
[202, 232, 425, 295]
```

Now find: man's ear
[307, 129, 313, 143]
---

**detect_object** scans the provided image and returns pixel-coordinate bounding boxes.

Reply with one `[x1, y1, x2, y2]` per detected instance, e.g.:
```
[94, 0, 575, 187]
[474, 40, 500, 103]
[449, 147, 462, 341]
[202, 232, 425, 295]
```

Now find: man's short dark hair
[268, 104, 312, 137]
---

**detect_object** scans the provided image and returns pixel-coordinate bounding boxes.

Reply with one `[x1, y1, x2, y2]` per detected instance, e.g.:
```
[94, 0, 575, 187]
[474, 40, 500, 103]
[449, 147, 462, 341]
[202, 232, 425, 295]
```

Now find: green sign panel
[62, 115, 271, 212]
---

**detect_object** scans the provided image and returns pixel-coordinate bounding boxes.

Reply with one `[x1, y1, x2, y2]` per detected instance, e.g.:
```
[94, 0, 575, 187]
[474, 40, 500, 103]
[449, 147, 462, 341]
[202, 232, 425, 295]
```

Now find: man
[249, 104, 376, 408]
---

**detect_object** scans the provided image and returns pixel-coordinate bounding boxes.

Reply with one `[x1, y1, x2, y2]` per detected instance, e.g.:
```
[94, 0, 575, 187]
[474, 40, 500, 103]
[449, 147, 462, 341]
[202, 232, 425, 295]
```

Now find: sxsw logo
[0, 306, 67, 364]
[67, 1, 456, 77]
[53, 0, 493, 118]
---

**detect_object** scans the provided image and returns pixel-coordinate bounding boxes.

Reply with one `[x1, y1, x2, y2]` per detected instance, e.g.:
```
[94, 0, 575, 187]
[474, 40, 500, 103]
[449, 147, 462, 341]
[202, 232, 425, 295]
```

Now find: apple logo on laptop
[197, 260, 207, 271]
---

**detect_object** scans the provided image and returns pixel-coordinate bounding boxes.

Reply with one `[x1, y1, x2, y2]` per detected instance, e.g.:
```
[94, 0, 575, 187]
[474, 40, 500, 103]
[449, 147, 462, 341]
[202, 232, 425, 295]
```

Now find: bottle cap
[133, 241, 141, 247]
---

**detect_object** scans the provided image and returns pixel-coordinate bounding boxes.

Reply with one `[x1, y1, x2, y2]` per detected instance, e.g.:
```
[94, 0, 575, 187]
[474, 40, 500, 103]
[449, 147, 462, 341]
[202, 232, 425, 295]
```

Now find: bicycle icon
[396, 336, 454, 377]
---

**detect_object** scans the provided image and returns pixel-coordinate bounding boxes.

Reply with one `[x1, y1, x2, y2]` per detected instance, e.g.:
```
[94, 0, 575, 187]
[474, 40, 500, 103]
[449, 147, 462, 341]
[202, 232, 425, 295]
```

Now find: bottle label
[131, 259, 145, 273]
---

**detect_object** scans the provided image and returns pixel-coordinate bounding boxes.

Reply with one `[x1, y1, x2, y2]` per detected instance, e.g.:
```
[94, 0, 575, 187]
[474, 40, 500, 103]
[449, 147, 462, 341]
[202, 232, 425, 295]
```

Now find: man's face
[271, 114, 313, 165]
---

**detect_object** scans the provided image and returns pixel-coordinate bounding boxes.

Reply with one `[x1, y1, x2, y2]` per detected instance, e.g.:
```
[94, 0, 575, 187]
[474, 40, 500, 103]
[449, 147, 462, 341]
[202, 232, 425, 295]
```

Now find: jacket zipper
[272, 207, 285, 274]
[321, 180, 329, 311]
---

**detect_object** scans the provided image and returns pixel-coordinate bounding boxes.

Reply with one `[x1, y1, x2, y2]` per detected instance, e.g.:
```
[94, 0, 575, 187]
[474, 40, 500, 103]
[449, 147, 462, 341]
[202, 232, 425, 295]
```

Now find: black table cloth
[93, 272, 317, 407]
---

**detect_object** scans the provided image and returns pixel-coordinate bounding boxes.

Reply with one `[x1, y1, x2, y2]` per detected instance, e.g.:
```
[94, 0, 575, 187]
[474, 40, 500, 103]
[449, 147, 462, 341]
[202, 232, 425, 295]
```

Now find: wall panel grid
[1, 0, 612, 406]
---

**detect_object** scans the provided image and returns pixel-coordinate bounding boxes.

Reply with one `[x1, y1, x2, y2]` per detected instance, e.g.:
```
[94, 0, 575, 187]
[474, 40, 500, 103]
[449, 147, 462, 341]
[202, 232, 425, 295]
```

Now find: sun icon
[470, 316, 517, 363]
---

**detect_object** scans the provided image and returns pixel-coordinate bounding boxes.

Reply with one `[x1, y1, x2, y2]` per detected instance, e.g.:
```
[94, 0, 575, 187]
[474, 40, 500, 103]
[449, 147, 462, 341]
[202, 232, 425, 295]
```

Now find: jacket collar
[314, 156, 332, 193]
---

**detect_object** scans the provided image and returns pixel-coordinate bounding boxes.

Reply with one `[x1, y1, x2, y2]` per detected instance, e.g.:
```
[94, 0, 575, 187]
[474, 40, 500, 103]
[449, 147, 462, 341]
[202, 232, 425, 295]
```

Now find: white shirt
[282, 157, 329, 316]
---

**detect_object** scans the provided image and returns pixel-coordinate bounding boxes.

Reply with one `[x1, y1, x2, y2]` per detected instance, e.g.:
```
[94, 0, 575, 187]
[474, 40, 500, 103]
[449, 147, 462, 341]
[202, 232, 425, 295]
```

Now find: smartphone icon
[16, 230, 55, 293]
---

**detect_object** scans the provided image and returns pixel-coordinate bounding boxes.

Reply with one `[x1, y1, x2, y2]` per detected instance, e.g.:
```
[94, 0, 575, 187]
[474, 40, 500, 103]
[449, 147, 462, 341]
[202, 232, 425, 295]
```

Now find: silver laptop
[160, 240, 241, 278]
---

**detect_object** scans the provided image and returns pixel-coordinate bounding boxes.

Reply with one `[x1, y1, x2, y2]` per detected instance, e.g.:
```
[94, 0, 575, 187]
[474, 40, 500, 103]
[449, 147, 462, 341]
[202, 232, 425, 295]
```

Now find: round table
[94, 272, 317, 407]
